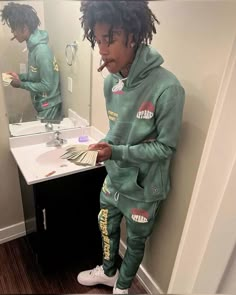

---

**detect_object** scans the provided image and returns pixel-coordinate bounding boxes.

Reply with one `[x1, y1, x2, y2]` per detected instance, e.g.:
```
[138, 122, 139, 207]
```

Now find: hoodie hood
[27, 29, 49, 51]
[113, 44, 164, 89]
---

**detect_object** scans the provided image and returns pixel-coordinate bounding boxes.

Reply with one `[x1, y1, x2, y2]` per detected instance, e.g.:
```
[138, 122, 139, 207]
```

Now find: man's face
[11, 25, 30, 43]
[94, 22, 135, 74]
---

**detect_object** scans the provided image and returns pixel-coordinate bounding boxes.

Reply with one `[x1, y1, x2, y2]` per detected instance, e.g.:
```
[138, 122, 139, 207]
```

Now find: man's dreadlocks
[80, 1, 159, 49]
[1, 2, 40, 33]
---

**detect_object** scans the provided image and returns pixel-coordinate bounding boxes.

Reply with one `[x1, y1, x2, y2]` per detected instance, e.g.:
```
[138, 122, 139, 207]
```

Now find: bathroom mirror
[0, 0, 92, 137]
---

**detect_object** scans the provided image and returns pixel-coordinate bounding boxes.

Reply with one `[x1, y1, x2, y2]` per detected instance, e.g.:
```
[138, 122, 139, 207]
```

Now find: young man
[78, 1, 185, 294]
[1, 2, 62, 121]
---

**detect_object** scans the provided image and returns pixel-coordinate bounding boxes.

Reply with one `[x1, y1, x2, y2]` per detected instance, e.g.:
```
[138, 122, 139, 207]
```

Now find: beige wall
[0, 83, 23, 232]
[0, 1, 45, 123]
[91, 1, 236, 292]
[43, 0, 92, 123]
[219, 245, 236, 293]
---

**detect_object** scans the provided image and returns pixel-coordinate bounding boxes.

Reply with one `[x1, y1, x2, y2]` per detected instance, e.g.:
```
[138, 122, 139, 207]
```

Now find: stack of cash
[2, 73, 13, 87]
[60, 144, 98, 166]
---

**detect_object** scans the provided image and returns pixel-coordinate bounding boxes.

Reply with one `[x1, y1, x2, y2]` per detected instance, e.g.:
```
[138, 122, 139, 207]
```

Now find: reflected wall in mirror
[0, 0, 92, 137]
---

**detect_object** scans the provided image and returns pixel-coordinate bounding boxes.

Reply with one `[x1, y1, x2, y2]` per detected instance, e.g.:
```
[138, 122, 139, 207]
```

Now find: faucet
[45, 122, 54, 132]
[40, 118, 62, 132]
[46, 131, 67, 147]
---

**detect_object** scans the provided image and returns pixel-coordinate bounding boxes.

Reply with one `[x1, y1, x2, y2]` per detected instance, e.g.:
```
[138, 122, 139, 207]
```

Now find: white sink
[9, 126, 104, 184]
[36, 147, 68, 166]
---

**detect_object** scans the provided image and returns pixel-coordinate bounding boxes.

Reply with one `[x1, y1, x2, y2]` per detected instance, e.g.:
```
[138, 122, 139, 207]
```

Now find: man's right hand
[10, 79, 21, 88]
[89, 142, 112, 163]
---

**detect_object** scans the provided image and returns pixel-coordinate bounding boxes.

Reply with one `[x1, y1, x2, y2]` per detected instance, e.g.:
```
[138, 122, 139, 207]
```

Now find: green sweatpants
[98, 181, 162, 289]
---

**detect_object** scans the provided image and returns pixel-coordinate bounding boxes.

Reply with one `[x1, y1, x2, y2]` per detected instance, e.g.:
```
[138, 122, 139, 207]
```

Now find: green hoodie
[103, 44, 185, 202]
[19, 29, 62, 112]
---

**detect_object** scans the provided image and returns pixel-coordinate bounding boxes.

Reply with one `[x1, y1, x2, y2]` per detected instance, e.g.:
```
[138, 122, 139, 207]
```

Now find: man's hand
[10, 79, 21, 88]
[89, 142, 112, 163]
[7, 72, 19, 80]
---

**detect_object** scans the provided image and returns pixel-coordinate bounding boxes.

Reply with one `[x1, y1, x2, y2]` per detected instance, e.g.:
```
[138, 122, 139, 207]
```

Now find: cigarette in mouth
[97, 60, 109, 72]
[11, 36, 16, 41]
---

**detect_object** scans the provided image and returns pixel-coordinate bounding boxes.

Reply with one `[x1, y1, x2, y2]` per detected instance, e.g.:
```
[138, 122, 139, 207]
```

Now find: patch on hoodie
[136, 101, 155, 119]
[53, 56, 59, 72]
[113, 90, 124, 95]
[102, 179, 111, 196]
[131, 208, 149, 223]
[108, 110, 118, 121]
[30, 65, 38, 73]
[42, 102, 49, 107]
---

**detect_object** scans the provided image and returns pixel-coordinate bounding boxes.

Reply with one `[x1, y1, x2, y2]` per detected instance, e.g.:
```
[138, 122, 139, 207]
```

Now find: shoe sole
[77, 276, 116, 287]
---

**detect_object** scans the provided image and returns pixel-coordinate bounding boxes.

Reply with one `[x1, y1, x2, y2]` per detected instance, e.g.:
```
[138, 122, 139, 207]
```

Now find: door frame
[168, 34, 236, 293]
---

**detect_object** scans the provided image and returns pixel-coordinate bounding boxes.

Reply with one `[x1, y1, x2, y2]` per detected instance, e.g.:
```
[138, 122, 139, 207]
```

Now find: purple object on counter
[78, 135, 89, 142]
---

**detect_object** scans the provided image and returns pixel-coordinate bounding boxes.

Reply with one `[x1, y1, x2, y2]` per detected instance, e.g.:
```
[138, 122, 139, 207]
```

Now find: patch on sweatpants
[131, 208, 149, 223]
[99, 209, 110, 260]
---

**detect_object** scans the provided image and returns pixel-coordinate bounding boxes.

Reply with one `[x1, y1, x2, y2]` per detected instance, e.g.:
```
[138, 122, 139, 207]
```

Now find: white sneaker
[77, 265, 119, 287]
[113, 283, 128, 294]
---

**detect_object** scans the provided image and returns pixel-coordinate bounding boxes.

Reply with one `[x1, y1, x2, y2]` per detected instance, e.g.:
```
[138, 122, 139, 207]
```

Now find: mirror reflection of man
[1, 2, 63, 121]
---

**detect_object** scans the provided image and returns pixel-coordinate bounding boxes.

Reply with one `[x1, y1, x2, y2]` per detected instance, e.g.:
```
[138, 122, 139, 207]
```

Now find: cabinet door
[33, 166, 107, 268]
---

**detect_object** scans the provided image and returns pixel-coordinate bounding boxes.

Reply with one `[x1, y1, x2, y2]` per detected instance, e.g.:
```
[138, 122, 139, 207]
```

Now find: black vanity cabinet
[19, 166, 107, 271]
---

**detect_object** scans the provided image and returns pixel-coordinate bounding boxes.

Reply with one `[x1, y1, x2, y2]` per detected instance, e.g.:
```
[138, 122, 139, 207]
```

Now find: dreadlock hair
[1, 2, 40, 33]
[80, 1, 159, 49]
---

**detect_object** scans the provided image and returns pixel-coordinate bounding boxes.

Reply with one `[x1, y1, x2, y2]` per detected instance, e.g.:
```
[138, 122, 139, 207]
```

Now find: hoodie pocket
[105, 160, 144, 194]
[143, 162, 165, 200]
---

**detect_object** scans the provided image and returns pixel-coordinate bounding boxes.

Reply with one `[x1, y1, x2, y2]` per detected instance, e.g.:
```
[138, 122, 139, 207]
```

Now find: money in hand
[61, 144, 98, 166]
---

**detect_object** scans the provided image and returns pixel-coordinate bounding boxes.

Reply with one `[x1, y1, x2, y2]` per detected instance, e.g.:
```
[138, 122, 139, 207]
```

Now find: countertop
[9, 126, 104, 185]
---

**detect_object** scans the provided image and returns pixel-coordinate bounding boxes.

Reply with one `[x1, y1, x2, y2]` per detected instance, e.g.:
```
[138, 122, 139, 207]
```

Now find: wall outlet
[68, 77, 73, 93]
[20, 63, 27, 74]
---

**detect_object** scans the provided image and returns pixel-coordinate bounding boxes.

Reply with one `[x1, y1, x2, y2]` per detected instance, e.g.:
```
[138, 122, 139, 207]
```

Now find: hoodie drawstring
[114, 191, 120, 202]
[112, 78, 127, 93]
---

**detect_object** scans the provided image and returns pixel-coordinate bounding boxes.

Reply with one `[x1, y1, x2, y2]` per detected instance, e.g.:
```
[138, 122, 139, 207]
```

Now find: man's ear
[23, 25, 29, 32]
[23, 25, 31, 38]
[128, 33, 135, 48]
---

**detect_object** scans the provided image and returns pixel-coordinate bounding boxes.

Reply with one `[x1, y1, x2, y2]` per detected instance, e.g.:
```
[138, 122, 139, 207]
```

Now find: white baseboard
[25, 217, 36, 234]
[119, 239, 163, 294]
[0, 221, 26, 244]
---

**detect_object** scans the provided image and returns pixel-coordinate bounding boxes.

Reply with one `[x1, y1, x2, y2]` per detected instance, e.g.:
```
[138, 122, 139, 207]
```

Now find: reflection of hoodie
[103, 44, 185, 202]
[19, 29, 62, 112]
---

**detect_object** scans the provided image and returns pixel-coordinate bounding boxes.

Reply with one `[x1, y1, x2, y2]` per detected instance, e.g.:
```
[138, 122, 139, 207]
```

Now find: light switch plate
[68, 77, 73, 93]
[20, 63, 27, 74]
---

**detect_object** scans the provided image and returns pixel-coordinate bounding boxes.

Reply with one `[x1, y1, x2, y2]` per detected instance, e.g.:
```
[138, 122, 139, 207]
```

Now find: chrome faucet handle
[46, 131, 67, 147]
[54, 131, 61, 139]
[45, 122, 54, 132]
[55, 131, 67, 145]
[60, 138, 67, 145]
